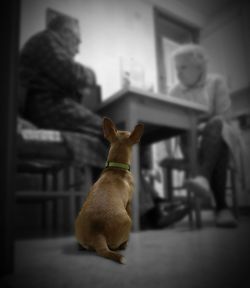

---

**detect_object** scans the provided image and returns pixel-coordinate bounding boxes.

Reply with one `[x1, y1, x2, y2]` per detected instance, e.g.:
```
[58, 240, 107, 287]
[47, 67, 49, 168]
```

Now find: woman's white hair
[172, 43, 208, 69]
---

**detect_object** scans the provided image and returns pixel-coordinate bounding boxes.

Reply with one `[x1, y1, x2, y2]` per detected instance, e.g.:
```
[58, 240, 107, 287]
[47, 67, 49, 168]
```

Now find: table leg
[125, 114, 140, 231]
[68, 166, 76, 234]
[131, 144, 140, 231]
[187, 115, 202, 228]
[187, 117, 198, 177]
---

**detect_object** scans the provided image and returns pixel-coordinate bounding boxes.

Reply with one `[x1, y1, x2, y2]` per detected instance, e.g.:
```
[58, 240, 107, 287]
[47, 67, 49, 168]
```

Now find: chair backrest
[81, 85, 101, 111]
[18, 84, 28, 117]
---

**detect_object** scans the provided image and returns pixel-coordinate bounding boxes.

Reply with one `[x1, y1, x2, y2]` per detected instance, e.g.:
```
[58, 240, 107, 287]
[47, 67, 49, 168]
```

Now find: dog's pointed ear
[103, 117, 117, 142]
[128, 123, 144, 145]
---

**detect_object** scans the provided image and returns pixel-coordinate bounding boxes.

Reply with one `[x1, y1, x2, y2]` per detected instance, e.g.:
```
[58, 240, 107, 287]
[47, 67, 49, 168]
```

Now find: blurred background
[1, 0, 250, 287]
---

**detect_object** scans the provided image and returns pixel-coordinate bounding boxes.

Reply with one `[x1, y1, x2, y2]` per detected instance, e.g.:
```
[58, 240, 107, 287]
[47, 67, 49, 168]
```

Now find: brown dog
[75, 117, 144, 264]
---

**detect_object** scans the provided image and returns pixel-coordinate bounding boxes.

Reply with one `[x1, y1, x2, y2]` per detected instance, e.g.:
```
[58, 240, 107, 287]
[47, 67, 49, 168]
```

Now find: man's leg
[185, 118, 225, 199]
[210, 141, 229, 212]
[190, 117, 237, 227]
[198, 117, 225, 181]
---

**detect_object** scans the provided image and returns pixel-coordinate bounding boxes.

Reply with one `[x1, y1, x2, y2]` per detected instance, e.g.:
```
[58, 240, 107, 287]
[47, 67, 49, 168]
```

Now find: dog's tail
[94, 234, 126, 264]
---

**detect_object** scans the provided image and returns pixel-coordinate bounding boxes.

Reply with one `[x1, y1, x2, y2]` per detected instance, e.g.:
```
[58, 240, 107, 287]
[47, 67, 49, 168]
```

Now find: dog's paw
[78, 243, 86, 251]
[120, 256, 127, 264]
[78, 243, 91, 251]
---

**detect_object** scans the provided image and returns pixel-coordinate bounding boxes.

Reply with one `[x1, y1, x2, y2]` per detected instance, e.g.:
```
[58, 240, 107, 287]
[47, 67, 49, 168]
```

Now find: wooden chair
[16, 127, 100, 236]
[159, 158, 202, 228]
[159, 158, 238, 228]
[16, 83, 103, 236]
[226, 166, 239, 219]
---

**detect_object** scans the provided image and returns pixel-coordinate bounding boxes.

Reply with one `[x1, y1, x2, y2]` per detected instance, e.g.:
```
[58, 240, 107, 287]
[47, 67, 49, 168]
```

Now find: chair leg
[185, 170, 202, 229]
[231, 169, 239, 219]
[41, 172, 55, 235]
[194, 197, 202, 228]
[41, 172, 47, 231]
[187, 189, 194, 227]
[187, 190, 202, 229]
[161, 167, 168, 199]
[81, 166, 93, 203]
[166, 167, 173, 202]
[54, 170, 64, 234]
[45, 172, 56, 235]
[186, 169, 202, 229]
[162, 163, 203, 229]
[68, 166, 76, 234]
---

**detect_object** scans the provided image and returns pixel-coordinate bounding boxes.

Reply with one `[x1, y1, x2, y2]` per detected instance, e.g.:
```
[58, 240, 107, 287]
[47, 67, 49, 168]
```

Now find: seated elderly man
[19, 14, 101, 135]
[18, 14, 106, 169]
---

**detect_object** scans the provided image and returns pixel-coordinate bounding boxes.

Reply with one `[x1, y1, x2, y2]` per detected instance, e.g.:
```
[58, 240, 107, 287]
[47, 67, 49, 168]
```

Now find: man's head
[48, 15, 81, 58]
[172, 44, 208, 88]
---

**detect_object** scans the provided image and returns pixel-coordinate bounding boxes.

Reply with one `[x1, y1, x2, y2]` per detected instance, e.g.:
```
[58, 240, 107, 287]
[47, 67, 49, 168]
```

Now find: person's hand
[142, 169, 161, 183]
[197, 122, 206, 133]
[78, 87, 92, 101]
[198, 111, 211, 122]
[152, 170, 161, 182]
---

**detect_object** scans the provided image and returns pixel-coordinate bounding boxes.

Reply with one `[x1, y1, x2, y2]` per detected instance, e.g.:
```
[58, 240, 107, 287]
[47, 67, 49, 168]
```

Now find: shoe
[156, 202, 190, 228]
[156, 199, 185, 212]
[215, 209, 238, 228]
[184, 176, 212, 200]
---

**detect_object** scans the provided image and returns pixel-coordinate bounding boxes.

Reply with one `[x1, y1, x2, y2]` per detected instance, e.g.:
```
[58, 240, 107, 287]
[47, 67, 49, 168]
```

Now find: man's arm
[20, 31, 88, 91]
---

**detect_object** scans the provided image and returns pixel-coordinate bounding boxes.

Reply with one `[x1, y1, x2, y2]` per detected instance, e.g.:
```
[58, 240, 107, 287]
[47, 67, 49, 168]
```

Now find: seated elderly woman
[169, 43, 244, 228]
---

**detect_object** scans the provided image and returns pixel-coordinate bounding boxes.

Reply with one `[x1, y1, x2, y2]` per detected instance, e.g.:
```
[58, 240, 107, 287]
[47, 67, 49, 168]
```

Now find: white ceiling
[175, 0, 235, 18]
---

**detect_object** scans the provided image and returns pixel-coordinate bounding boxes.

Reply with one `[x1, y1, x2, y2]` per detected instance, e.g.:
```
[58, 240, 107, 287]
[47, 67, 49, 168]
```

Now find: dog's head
[103, 117, 144, 163]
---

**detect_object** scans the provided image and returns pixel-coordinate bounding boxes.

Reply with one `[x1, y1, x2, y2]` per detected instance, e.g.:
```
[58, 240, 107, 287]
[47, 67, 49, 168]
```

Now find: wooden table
[98, 87, 207, 231]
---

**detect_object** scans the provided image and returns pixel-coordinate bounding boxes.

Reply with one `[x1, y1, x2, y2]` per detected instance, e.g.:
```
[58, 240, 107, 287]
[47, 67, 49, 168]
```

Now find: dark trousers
[198, 118, 229, 211]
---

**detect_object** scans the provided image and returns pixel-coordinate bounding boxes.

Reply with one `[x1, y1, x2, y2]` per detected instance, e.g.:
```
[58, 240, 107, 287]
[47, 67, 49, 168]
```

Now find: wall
[20, 0, 206, 99]
[20, 0, 249, 96]
[201, 3, 250, 92]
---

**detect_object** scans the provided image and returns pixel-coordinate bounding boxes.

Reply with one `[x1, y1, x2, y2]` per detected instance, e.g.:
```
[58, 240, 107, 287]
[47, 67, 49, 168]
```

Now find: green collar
[105, 161, 130, 171]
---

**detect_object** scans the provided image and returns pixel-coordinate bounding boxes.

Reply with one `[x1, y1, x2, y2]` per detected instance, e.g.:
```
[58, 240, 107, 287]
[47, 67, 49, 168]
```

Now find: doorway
[152, 7, 200, 200]
[154, 7, 200, 94]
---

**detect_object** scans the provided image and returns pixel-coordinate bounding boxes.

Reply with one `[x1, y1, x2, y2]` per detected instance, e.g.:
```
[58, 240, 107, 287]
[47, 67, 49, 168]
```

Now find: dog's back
[75, 117, 144, 264]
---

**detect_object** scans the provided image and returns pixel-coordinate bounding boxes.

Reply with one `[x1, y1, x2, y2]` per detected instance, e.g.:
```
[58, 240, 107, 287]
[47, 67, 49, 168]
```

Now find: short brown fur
[75, 117, 144, 264]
